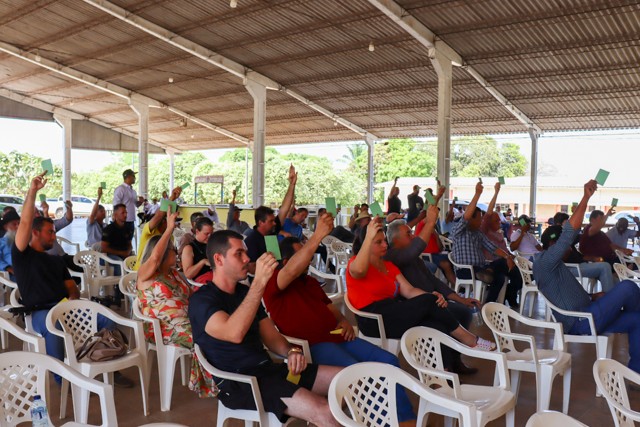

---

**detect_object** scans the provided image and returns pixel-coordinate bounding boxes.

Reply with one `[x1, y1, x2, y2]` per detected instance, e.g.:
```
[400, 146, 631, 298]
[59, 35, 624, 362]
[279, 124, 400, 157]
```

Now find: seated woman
[137, 209, 193, 349]
[181, 217, 214, 283]
[346, 218, 495, 356]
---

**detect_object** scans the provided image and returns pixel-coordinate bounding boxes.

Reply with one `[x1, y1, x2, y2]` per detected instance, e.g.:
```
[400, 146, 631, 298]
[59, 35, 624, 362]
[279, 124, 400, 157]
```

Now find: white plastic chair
[194, 344, 296, 427]
[525, 411, 587, 427]
[483, 302, 572, 413]
[330, 240, 352, 275]
[614, 249, 640, 270]
[118, 272, 138, 315]
[57, 236, 81, 254]
[133, 297, 190, 412]
[439, 235, 453, 251]
[46, 299, 149, 422]
[0, 351, 118, 427]
[343, 293, 399, 355]
[448, 252, 488, 302]
[74, 250, 125, 298]
[565, 262, 598, 294]
[308, 266, 345, 301]
[593, 358, 640, 427]
[401, 327, 516, 427]
[613, 263, 640, 284]
[328, 362, 477, 427]
[538, 293, 613, 396]
[321, 235, 340, 272]
[0, 274, 18, 348]
[514, 256, 541, 317]
[124, 255, 138, 273]
[0, 314, 45, 354]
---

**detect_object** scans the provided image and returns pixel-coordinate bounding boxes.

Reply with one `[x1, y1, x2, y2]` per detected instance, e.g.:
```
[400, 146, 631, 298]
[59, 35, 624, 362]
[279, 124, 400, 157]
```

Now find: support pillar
[129, 101, 149, 198]
[430, 52, 453, 219]
[365, 135, 375, 204]
[168, 151, 175, 191]
[244, 80, 266, 207]
[528, 127, 540, 219]
[54, 115, 73, 201]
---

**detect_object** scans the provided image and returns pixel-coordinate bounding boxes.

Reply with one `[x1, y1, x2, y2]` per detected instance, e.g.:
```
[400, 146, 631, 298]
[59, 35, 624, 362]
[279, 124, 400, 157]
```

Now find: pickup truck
[45, 195, 113, 219]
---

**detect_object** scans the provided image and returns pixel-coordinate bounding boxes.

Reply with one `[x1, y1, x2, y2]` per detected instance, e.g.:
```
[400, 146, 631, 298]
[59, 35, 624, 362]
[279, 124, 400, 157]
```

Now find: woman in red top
[346, 219, 494, 351]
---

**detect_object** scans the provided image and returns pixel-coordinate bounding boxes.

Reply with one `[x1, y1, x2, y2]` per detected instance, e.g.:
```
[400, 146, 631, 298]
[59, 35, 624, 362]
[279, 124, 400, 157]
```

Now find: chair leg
[510, 370, 521, 398]
[505, 408, 515, 427]
[158, 350, 176, 412]
[416, 399, 429, 427]
[537, 368, 553, 412]
[138, 361, 150, 416]
[562, 367, 572, 414]
[180, 354, 189, 386]
[60, 378, 69, 419]
[75, 384, 91, 424]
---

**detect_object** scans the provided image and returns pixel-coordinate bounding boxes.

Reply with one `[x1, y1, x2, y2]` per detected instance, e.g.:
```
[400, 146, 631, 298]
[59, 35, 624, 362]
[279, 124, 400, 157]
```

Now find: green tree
[450, 136, 527, 177]
[0, 151, 62, 197]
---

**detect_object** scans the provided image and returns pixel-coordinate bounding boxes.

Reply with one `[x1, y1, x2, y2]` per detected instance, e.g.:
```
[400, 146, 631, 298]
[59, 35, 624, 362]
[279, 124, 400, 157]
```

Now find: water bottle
[471, 305, 483, 326]
[30, 395, 50, 426]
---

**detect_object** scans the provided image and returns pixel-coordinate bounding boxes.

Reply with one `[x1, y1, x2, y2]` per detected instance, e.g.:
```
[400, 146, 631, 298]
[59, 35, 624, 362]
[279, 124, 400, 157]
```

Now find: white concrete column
[365, 135, 375, 204]
[168, 151, 175, 191]
[244, 80, 267, 207]
[528, 127, 540, 219]
[430, 52, 453, 219]
[54, 115, 73, 201]
[129, 101, 149, 198]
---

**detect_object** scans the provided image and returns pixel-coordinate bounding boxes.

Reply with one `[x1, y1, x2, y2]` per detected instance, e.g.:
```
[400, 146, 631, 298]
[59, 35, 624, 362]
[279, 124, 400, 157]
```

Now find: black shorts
[216, 361, 318, 422]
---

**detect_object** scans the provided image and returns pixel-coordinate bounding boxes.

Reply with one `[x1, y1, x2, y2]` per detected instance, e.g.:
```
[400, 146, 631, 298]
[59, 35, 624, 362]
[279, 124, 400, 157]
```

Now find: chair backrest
[308, 266, 345, 297]
[439, 235, 453, 251]
[0, 316, 45, 353]
[74, 250, 103, 278]
[482, 302, 518, 353]
[48, 300, 102, 351]
[593, 358, 640, 427]
[132, 296, 164, 350]
[447, 252, 473, 276]
[0, 274, 17, 290]
[124, 255, 138, 273]
[525, 411, 587, 427]
[331, 240, 352, 266]
[57, 236, 81, 254]
[0, 351, 117, 427]
[119, 272, 138, 299]
[514, 256, 535, 288]
[615, 249, 636, 266]
[613, 263, 640, 282]
[328, 362, 475, 427]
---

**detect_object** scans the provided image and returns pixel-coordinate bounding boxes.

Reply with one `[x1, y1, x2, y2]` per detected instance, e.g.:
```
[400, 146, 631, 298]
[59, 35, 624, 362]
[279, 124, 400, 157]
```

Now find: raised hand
[97, 187, 103, 198]
[584, 180, 597, 199]
[170, 186, 182, 201]
[166, 208, 179, 231]
[254, 252, 279, 288]
[494, 182, 501, 192]
[315, 213, 334, 239]
[288, 164, 297, 185]
[365, 217, 383, 242]
[426, 204, 439, 226]
[475, 181, 484, 195]
[30, 172, 47, 192]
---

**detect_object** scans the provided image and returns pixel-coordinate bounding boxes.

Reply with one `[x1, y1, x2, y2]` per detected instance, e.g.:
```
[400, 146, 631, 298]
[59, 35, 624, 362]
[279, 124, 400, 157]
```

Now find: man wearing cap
[113, 169, 144, 236]
[202, 204, 220, 226]
[227, 188, 250, 235]
[407, 184, 424, 223]
[535, 180, 640, 375]
[0, 209, 20, 281]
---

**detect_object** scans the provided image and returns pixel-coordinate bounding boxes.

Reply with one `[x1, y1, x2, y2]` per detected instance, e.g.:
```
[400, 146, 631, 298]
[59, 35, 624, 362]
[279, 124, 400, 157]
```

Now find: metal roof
[0, 0, 638, 152]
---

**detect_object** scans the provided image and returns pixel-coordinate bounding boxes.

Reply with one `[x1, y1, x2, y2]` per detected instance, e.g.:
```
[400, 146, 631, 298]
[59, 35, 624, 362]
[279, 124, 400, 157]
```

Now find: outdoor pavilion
[0, 0, 638, 219]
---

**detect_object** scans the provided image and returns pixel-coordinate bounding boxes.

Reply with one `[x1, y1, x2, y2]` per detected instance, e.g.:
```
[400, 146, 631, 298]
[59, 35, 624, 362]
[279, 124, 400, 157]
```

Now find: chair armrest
[544, 298, 597, 336]
[282, 335, 312, 363]
[410, 363, 462, 399]
[132, 298, 164, 349]
[500, 310, 566, 351]
[0, 275, 17, 289]
[97, 253, 125, 274]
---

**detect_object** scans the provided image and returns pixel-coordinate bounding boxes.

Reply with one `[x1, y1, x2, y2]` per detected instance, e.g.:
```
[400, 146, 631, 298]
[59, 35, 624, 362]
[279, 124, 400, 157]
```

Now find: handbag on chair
[76, 328, 128, 362]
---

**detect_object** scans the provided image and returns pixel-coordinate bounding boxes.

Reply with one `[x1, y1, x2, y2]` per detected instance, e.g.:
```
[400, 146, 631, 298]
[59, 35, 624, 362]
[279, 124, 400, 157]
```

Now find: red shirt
[346, 257, 401, 310]
[263, 269, 342, 346]
[415, 221, 441, 253]
[580, 225, 616, 262]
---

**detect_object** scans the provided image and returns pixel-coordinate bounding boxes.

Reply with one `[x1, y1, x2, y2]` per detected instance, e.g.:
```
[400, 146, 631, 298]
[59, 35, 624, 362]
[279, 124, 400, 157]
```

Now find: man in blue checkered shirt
[534, 179, 640, 374]
[451, 181, 520, 306]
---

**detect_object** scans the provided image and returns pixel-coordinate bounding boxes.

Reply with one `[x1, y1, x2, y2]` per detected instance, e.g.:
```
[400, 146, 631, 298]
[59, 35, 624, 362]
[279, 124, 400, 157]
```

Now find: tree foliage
[450, 136, 527, 177]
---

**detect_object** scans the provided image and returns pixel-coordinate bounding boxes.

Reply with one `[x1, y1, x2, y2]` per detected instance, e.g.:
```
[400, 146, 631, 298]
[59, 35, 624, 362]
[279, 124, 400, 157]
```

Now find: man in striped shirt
[534, 179, 640, 374]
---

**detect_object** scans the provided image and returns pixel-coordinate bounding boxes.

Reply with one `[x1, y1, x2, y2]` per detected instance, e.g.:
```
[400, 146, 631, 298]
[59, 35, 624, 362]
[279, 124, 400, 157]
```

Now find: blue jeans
[32, 309, 115, 382]
[575, 262, 616, 293]
[311, 338, 415, 422]
[570, 280, 640, 372]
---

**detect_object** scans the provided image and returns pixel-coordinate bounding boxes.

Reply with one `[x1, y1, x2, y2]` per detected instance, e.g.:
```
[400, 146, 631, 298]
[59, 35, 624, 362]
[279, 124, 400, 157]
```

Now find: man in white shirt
[509, 215, 542, 258]
[112, 169, 143, 236]
[202, 204, 220, 226]
[606, 217, 640, 249]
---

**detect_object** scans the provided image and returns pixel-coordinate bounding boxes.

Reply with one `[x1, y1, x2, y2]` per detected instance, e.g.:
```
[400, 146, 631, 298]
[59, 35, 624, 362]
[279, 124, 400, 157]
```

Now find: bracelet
[287, 347, 303, 356]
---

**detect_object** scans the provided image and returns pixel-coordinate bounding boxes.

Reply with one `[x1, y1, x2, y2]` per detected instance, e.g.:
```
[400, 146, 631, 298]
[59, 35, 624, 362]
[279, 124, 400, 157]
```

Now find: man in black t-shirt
[406, 184, 424, 222]
[188, 230, 340, 425]
[101, 203, 133, 274]
[387, 177, 402, 214]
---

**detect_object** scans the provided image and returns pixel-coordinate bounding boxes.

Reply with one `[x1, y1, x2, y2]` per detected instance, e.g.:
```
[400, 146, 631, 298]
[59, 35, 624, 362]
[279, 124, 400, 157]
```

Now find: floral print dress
[138, 270, 193, 349]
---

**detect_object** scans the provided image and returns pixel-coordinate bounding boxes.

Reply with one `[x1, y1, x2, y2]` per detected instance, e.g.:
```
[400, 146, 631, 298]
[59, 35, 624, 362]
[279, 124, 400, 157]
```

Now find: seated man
[606, 216, 640, 251]
[188, 230, 340, 426]
[452, 181, 520, 307]
[282, 207, 308, 241]
[263, 215, 415, 424]
[101, 204, 133, 272]
[0, 209, 20, 281]
[580, 209, 631, 265]
[535, 180, 640, 374]
[509, 215, 542, 257]
[553, 212, 616, 292]
[226, 189, 250, 235]
[386, 206, 479, 375]
[202, 204, 219, 226]
[348, 203, 369, 233]
[86, 187, 106, 249]
[13, 173, 132, 387]
[244, 165, 297, 274]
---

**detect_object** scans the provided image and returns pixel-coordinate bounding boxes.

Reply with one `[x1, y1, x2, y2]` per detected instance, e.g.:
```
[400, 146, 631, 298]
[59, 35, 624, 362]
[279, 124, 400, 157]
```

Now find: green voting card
[265, 235, 281, 260]
[519, 218, 527, 226]
[478, 177, 483, 184]
[424, 191, 436, 207]
[39, 194, 46, 202]
[498, 176, 505, 185]
[41, 159, 54, 175]
[369, 202, 384, 217]
[595, 169, 609, 186]
[180, 182, 190, 190]
[325, 197, 337, 216]
[453, 196, 458, 203]
[572, 202, 578, 207]
[100, 182, 107, 189]
[160, 199, 178, 212]
[612, 198, 618, 207]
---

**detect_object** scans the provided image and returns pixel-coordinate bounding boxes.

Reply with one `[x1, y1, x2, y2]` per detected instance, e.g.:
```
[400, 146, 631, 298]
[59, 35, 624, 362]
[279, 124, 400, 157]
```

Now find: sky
[0, 116, 639, 183]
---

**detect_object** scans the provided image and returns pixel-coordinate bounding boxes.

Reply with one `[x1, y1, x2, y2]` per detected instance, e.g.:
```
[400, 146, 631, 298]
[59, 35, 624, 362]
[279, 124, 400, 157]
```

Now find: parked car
[0, 195, 24, 213]
[48, 195, 99, 218]
[607, 210, 640, 229]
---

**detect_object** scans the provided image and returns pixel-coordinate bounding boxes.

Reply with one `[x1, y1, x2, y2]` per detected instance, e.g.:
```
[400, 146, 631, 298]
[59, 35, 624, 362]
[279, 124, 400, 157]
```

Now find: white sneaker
[474, 337, 497, 351]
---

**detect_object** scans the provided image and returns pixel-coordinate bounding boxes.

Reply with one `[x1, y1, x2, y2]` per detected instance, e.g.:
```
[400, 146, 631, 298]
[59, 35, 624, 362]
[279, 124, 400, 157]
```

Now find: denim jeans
[311, 338, 415, 422]
[573, 262, 616, 292]
[31, 309, 116, 382]
[569, 280, 640, 373]
[456, 258, 522, 307]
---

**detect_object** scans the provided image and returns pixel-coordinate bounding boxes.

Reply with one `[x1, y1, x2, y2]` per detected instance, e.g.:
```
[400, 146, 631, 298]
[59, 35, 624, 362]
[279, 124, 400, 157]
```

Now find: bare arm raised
[15, 173, 47, 252]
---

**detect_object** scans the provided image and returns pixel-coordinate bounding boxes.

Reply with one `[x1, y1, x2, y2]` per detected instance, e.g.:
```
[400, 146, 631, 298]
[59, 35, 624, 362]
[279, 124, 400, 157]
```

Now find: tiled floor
[2, 295, 636, 427]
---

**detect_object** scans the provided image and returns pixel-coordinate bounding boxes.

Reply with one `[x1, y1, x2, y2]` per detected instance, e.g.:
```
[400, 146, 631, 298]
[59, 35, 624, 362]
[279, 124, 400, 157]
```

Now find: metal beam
[367, 0, 541, 134]
[0, 88, 173, 152]
[365, 135, 376, 204]
[430, 52, 452, 220]
[0, 41, 250, 145]
[54, 115, 72, 201]
[81, 0, 378, 140]
[528, 127, 540, 220]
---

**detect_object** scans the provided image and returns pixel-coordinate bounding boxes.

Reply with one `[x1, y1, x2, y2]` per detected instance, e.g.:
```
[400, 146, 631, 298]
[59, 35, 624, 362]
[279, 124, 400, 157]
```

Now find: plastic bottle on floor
[30, 395, 50, 426]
